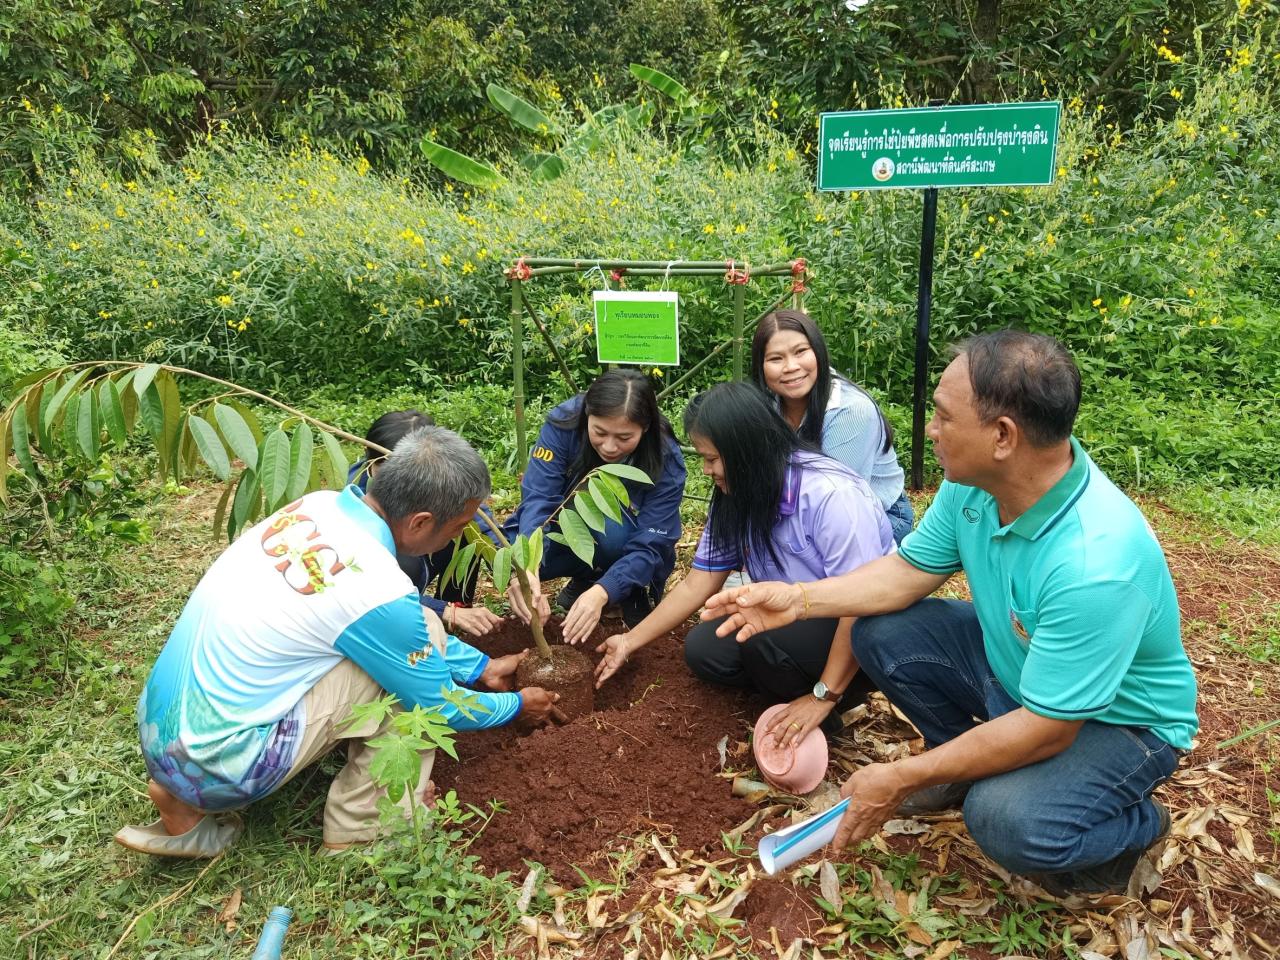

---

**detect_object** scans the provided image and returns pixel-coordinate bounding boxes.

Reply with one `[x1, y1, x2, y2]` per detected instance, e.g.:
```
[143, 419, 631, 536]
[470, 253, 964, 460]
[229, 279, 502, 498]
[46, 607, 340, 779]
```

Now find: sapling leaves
[492, 545, 512, 593]
[75, 388, 100, 461]
[344, 693, 400, 732]
[525, 526, 544, 573]
[10, 402, 35, 477]
[187, 412, 231, 480]
[258, 428, 292, 512]
[598, 462, 650, 484]
[573, 490, 606, 532]
[132, 362, 161, 399]
[318, 429, 348, 489]
[228, 468, 261, 540]
[212, 402, 259, 471]
[558, 509, 595, 565]
[285, 423, 314, 502]
[100, 378, 128, 448]
[588, 475, 622, 523]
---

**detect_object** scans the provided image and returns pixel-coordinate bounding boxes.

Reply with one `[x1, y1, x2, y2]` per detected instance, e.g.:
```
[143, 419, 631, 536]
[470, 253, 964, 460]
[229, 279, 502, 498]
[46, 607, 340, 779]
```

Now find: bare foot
[148, 779, 204, 836]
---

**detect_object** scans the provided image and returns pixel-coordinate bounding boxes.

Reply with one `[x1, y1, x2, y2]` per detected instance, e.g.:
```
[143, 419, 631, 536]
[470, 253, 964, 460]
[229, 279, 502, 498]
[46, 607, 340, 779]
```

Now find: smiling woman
[752, 309, 914, 544]
[495, 369, 687, 645]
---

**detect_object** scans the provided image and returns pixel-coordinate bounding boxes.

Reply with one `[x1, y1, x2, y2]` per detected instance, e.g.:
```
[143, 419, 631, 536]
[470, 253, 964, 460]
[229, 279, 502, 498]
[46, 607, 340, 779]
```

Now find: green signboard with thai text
[818, 101, 1061, 191]
[594, 291, 680, 366]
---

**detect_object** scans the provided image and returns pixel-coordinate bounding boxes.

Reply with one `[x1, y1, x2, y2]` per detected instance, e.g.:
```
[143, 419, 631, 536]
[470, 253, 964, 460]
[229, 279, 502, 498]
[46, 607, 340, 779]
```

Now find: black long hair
[550, 368, 673, 482]
[751, 309, 893, 454]
[365, 409, 435, 460]
[683, 382, 808, 573]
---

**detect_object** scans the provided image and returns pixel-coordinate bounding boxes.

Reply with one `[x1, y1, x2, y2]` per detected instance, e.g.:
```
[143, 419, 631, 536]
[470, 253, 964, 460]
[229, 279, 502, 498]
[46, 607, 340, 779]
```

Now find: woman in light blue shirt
[752, 309, 914, 543]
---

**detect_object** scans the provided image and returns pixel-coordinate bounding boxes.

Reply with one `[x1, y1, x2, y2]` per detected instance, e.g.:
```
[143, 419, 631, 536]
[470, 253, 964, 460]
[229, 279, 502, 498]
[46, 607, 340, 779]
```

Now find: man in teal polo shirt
[704, 329, 1197, 898]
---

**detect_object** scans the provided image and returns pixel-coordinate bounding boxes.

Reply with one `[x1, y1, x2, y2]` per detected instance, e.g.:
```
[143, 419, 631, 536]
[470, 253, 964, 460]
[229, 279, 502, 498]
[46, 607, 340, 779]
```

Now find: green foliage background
[3, 8, 1278, 488]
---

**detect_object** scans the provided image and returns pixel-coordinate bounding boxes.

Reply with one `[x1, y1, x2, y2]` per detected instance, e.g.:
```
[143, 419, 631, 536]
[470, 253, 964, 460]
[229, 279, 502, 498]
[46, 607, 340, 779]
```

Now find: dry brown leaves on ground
[504, 501, 1280, 960]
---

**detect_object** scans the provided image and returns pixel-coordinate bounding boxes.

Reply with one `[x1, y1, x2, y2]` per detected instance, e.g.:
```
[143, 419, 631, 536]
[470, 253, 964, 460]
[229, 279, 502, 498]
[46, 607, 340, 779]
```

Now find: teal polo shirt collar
[335, 483, 397, 555]
[994, 436, 1091, 541]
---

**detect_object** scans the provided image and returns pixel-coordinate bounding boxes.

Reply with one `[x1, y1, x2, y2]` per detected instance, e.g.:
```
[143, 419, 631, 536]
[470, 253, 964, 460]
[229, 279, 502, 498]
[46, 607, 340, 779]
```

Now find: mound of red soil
[740, 877, 830, 945]
[433, 617, 755, 880]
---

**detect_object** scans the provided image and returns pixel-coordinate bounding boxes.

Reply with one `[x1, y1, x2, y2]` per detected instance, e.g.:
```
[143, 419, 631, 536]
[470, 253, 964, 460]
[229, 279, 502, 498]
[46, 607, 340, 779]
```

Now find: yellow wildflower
[98, 310, 112, 320]
[1092, 298, 1103, 307]
[650, 368, 664, 378]
[216, 294, 234, 307]
[440, 254, 453, 268]
[703, 224, 715, 234]
[1186, 287, 1196, 297]
[461, 260, 475, 275]
[1044, 232, 1056, 247]
[972, 245, 986, 260]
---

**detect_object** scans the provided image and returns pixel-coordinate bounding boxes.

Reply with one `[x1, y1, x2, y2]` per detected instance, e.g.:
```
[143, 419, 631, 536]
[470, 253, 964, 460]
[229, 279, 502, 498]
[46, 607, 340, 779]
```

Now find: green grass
[1160, 484, 1280, 549]
[3, 442, 1278, 957]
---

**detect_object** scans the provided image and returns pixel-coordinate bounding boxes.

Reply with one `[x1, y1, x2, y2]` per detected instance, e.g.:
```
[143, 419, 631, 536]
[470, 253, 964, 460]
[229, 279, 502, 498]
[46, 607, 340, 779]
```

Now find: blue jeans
[885, 491, 915, 546]
[851, 598, 1179, 877]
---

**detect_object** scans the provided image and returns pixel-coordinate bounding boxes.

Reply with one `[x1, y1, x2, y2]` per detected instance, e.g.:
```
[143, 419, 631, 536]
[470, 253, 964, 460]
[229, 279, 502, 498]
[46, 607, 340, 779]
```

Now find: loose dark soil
[434, 616, 756, 880]
[515, 644, 595, 721]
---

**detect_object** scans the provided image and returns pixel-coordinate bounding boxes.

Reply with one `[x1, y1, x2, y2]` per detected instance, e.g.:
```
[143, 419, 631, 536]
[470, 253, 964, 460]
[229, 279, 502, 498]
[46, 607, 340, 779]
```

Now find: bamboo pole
[510, 279, 528, 465]
[732, 282, 746, 381]
[523, 300, 579, 393]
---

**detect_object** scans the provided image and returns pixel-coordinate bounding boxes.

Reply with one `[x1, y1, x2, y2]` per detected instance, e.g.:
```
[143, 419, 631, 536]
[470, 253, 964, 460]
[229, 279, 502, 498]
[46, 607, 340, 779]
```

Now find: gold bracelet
[797, 583, 811, 621]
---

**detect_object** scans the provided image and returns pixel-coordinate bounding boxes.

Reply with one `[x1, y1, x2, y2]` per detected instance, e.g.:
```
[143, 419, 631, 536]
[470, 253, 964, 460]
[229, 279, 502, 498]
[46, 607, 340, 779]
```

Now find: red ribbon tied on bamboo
[789, 258, 808, 294]
[724, 260, 751, 285]
[504, 257, 533, 281]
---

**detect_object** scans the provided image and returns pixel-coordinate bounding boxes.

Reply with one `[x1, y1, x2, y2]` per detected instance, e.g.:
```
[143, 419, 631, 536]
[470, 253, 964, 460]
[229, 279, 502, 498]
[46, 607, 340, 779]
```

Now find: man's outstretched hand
[478, 650, 527, 692]
[702, 581, 804, 641]
[519, 686, 567, 725]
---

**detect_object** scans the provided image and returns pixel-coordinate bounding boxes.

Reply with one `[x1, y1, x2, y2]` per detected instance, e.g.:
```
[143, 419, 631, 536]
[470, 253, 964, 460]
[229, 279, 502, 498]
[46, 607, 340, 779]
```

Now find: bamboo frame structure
[504, 256, 808, 463]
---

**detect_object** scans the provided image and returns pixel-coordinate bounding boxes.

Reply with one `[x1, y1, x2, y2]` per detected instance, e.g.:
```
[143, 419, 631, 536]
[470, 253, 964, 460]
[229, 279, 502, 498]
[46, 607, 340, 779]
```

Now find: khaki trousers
[277, 659, 436, 844]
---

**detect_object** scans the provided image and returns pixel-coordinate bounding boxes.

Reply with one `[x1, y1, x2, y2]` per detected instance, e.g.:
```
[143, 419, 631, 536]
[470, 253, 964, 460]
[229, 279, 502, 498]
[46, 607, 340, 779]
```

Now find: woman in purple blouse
[593, 382, 895, 744]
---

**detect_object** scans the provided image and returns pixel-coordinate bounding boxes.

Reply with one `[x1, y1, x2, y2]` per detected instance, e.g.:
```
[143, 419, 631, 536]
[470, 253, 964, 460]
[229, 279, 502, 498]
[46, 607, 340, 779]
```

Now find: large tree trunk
[967, 0, 1001, 102]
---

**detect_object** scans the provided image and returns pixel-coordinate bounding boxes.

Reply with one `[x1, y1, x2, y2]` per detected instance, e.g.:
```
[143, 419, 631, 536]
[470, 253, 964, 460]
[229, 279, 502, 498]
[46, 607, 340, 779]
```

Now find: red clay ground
[432, 617, 757, 882]
[433, 496, 1280, 959]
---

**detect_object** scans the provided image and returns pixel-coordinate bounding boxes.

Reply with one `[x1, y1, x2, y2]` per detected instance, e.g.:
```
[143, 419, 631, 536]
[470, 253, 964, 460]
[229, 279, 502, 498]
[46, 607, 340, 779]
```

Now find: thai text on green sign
[818, 101, 1061, 191]
[594, 291, 680, 366]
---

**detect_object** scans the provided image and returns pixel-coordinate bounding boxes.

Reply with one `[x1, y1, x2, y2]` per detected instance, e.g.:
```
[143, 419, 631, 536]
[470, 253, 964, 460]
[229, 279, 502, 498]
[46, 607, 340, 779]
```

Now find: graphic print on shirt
[259, 498, 351, 595]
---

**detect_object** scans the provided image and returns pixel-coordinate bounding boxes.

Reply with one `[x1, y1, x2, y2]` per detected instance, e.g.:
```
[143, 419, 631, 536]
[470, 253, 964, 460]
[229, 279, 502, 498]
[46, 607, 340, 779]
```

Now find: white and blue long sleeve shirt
[138, 485, 520, 811]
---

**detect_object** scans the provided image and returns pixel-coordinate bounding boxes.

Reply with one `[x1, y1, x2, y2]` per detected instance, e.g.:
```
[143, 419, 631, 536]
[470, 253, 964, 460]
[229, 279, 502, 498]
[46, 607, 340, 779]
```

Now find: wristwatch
[812, 680, 841, 703]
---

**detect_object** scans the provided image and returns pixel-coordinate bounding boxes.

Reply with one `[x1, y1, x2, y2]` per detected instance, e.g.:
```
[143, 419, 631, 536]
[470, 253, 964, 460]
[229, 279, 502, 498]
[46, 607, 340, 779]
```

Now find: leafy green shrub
[0, 453, 150, 692]
[3, 13, 1278, 488]
[0, 547, 72, 687]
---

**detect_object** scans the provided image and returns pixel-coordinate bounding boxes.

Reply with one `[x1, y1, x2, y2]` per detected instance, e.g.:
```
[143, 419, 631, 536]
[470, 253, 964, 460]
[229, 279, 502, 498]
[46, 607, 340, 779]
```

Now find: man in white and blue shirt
[116, 426, 561, 858]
